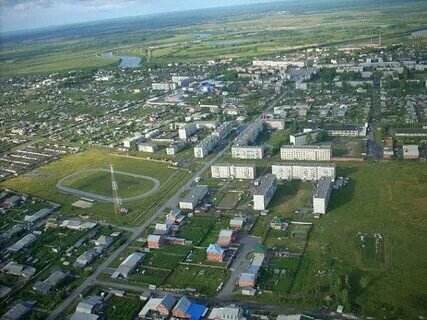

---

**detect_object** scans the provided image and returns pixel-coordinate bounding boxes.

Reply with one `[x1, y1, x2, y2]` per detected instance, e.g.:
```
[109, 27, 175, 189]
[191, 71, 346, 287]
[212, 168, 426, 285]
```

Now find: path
[217, 236, 260, 298]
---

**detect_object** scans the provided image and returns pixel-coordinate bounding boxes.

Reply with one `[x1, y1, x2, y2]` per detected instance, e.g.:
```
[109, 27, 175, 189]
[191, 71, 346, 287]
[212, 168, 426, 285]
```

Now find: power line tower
[110, 164, 122, 215]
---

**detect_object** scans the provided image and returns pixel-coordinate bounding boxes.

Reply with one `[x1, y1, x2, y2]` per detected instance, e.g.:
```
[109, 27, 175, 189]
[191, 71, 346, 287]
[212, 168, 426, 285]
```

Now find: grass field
[163, 265, 230, 297]
[104, 296, 142, 320]
[0, 148, 189, 226]
[301, 162, 427, 319]
[245, 161, 427, 319]
[61, 170, 155, 198]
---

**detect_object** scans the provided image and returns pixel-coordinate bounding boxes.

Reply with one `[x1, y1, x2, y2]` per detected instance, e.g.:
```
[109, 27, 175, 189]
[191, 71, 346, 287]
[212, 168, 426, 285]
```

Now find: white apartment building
[211, 164, 256, 180]
[137, 143, 158, 153]
[152, 82, 176, 91]
[290, 130, 320, 146]
[253, 174, 277, 211]
[272, 163, 335, 181]
[280, 145, 331, 161]
[178, 123, 198, 140]
[194, 135, 219, 158]
[212, 121, 234, 138]
[231, 146, 264, 159]
[166, 141, 186, 155]
[252, 60, 305, 69]
[313, 177, 333, 214]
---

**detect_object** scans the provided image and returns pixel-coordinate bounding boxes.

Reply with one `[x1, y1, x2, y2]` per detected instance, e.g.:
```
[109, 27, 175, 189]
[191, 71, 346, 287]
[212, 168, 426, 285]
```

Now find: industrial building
[111, 252, 144, 279]
[211, 164, 256, 180]
[280, 145, 332, 161]
[179, 185, 208, 210]
[313, 177, 333, 214]
[253, 174, 277, 211]
[272, 163, 336, 181]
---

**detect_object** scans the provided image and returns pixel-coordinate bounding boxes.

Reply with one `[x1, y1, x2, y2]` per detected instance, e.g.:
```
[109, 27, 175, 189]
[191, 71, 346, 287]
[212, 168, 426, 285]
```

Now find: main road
[48, 140, 232, 319]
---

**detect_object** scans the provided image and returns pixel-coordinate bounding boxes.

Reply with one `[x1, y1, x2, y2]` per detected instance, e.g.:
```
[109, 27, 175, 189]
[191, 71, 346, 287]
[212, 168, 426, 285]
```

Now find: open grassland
[247, 161, 427, 319]
[1, 1, 427, 76]
[0, 148, 190, 226]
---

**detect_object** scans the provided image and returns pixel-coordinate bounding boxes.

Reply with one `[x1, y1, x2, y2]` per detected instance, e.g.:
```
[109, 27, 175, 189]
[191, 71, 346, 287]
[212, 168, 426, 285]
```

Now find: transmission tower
[110, 164, 122, 215]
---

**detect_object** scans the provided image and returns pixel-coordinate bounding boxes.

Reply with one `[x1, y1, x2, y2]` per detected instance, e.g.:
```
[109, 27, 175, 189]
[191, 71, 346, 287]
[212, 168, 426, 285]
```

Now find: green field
[243, 162, 427, 319]
[163, 265, 230, 297]
[0, 148, 189, 226]
[104, 296, 142, 320]
[61, 170, 155, 198]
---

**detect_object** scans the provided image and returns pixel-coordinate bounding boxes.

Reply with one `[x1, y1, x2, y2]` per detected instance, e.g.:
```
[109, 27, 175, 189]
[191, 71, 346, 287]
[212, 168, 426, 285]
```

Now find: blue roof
[187, 303, 207, 320]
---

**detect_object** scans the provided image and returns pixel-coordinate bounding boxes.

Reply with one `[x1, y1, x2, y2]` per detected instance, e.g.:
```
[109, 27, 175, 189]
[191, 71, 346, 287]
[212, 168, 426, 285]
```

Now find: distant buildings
[179, 186, 208, 210]
[253, 174, 277, 211]
[280, 145, 331, 161]
[152, 82, 176, 91]
[111, 252, 144, 279]
[272, 163, 336, 181]
[395, 128, 427, 138]
[211, 164, 256, 180]
[383, 137, 394, 159]
[313, 177, 333, 214]
[325, 125, 364, 137]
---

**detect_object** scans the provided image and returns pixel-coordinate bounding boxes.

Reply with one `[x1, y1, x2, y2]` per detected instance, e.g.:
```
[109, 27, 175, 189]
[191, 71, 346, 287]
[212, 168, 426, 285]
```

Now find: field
[0, 148, 190, 226]
[163, 265, 230, 297]
[2, 1, 427, 76]
[104, 296, 143, 320]
[60, 169, 157, 200]
[301, 162, 427, 319]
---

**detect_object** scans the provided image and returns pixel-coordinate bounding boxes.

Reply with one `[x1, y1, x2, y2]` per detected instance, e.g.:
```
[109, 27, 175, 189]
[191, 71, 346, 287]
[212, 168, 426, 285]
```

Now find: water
[102, 51, 141, 68]
[411, 29, 427, 37]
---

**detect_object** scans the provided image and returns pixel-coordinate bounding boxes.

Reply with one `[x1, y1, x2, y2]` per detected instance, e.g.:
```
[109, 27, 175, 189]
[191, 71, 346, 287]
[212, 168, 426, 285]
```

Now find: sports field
[0, 148, 190, 225]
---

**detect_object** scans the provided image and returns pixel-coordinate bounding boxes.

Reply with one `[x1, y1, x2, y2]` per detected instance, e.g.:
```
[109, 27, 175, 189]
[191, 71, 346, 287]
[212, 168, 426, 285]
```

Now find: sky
[0, 0, 285, 33]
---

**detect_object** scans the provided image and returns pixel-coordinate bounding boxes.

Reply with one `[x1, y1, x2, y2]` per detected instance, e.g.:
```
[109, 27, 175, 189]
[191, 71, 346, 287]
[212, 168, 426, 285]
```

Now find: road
[48, 140, 232, 319]
[217, 236, 260, 298]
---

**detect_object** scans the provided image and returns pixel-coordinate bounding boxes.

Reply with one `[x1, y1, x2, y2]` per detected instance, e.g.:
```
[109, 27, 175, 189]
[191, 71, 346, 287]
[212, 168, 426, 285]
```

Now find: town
[1, 1, 427, 320]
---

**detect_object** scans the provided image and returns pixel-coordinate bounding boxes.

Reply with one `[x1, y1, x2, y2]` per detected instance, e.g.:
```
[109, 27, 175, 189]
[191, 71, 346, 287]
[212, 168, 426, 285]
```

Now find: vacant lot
[163, 265, 230, 297]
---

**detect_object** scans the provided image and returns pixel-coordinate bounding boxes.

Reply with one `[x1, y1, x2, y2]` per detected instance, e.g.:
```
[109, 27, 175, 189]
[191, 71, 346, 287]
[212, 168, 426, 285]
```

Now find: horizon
[0, 0, 290, 33]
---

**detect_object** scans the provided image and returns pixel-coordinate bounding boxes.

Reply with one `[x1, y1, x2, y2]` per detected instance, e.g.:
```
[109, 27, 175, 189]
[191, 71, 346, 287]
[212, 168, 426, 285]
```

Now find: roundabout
[56, 168, 161, 203]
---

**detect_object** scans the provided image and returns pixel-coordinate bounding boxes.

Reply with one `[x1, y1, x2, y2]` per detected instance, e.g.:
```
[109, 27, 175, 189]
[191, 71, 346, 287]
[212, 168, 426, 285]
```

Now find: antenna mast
[110, 164, 122, 215]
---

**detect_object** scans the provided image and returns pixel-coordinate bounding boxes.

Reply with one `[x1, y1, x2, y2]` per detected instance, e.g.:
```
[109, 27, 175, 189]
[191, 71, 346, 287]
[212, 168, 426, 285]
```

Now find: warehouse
[179, 185, 208, 210]
[111, 252, 144, 279]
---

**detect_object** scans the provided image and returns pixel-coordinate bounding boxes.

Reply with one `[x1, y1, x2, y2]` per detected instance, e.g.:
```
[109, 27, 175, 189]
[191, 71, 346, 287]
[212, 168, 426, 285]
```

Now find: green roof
[253, 245, 266, 254]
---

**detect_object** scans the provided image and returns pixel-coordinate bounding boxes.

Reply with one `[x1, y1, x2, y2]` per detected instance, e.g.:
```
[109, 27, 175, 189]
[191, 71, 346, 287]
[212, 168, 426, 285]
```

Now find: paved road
[217, 236, 260, 298]
[56, 168, 161, 202]
[48, 141, 232, 319]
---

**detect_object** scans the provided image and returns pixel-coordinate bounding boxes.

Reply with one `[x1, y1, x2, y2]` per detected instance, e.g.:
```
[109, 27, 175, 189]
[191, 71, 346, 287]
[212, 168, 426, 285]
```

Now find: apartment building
[280, 145, 331, 161]
[313, 177, 333, 214]
[272, 163, 335, 181]
[253, 174, 277, 211]
[211, 164, 256, 180]
[231, 146, 264, 159]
